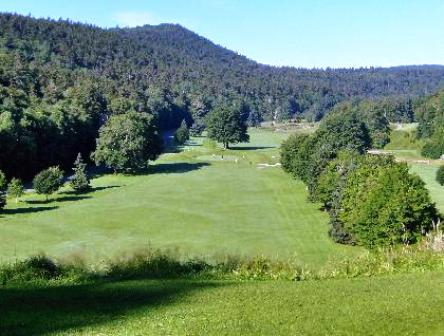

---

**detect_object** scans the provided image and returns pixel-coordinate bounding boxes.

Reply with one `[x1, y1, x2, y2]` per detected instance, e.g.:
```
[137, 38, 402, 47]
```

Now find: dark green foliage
[282, 110, 372, 195]
[0, 255, 60, 283]
[70, 153, 91, 193]
[174, 120, 190, 145]
[206, 104, 249, 149]
[281, 110, 439, 247]
[7, 177, 24, 203]
[329, 99, 391, 149]
[340, 159, 438, 247]
[314, 153, 439, 247]
[92, 112, 163, 172]
[416, 90, 444, 139]
[280, 134, 310, 178]
[415, 90, 444, 158]
[33, 167, 64, 200]
[0, 170, 7, 209]
[436, 166, 444, 186]
[0, 13, 443, 178]
[420, 127, 444, 159]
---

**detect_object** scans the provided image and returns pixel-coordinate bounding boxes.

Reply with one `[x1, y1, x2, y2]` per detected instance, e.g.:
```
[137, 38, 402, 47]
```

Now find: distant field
[0, 128, 358, 266]
[2, 271, 443, 335]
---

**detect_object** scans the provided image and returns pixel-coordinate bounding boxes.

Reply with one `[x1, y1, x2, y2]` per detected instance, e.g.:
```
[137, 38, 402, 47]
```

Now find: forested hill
[1, 13, 444, 124]
[1, 12, 444, 179]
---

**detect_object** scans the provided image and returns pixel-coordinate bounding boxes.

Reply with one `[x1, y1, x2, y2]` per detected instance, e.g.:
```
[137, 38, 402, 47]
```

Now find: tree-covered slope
[1, 13, 444, 122]
[0, 13, 444, 178]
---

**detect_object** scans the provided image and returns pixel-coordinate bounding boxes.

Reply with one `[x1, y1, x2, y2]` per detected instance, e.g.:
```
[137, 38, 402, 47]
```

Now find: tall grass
[1, 243, 443, 286]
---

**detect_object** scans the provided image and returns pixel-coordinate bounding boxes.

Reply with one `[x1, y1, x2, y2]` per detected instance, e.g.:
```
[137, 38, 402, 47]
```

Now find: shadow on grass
[61, 185, 122, 195]
[230, 146, 275, 151]
[1, 206, 58, 215]
[25, 195, 91, 205]
[0, 280, 223, 336]
[148, 162, 211, 175]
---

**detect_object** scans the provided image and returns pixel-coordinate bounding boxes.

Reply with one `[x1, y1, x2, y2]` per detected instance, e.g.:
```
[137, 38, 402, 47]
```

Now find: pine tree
[174, 120, 190, 145]
[70, 153, 91, 193]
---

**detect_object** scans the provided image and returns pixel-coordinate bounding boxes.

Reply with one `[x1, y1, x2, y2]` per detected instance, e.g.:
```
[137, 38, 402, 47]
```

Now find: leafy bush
[0, 255, 60, 284]
[341, 160, 438, 247]
[33, 167, 64, 200]
[7, 178, 24, 203]
[421, 141, 444, 159]
[421, 127, 444, 159]
[436, 166, 444, 186]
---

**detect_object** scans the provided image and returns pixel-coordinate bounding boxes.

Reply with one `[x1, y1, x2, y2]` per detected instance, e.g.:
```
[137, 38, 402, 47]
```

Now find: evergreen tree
[7, 178, 24, 204]
[174, 120, 190, 145]
[70, 153, 91, 193]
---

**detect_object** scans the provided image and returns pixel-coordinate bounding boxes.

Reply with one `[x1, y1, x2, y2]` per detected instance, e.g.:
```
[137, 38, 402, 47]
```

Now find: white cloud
[114, 11, 161, 27]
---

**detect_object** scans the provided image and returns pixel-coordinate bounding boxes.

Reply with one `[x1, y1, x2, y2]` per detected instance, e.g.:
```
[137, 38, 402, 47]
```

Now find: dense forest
[0, 13, 444, 179]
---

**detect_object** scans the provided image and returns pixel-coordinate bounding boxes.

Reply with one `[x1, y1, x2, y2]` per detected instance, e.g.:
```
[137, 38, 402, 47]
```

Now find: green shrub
[421, 127, 444, 159]
[421, 141, 443, 159]
[339, 157, 438, 247]
[0, 255, 60, 284]
[436, 166, 444, 186]
[7, 178, 24, 203]
[33, 166, 64, 200]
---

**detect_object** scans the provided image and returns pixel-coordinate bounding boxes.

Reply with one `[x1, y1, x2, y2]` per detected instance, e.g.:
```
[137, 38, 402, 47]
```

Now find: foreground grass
[1, 271, 443, 335]
[0, 129, 357, 266]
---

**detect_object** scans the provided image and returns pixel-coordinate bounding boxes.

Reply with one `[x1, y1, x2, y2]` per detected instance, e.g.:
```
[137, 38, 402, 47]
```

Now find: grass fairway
[384, 125, 444, 211]
[410, 164, 444, 212]
[2, 271, 443, 335]
[0, 129, 357, 266]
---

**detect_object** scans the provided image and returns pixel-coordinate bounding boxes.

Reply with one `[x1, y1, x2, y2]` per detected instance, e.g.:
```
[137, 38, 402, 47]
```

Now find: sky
[1, 0, 443, 68]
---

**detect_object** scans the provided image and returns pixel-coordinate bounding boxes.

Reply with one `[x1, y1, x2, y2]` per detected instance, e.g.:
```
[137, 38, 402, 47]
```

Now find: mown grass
[383, 125, 444, 211]
[1, 271, 443, 336]
[0, 128, 358, 267]
[410, 164, 444, 212]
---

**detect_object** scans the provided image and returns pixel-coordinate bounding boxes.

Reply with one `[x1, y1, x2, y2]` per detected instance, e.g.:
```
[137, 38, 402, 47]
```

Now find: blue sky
[1, 0, 443, 68]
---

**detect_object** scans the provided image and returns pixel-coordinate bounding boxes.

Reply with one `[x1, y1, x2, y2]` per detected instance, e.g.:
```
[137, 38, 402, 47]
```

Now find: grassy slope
[0, 128, 357, 266]
[383, 124, 444, 211]
[2, 272, 443, 336]
[410, 164, 444, 212]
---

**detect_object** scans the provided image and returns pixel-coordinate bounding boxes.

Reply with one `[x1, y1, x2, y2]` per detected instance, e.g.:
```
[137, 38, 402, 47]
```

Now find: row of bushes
[281, 110, 440, 248]
[1, 243, 443, 286]
[0, 154, 90, 210]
